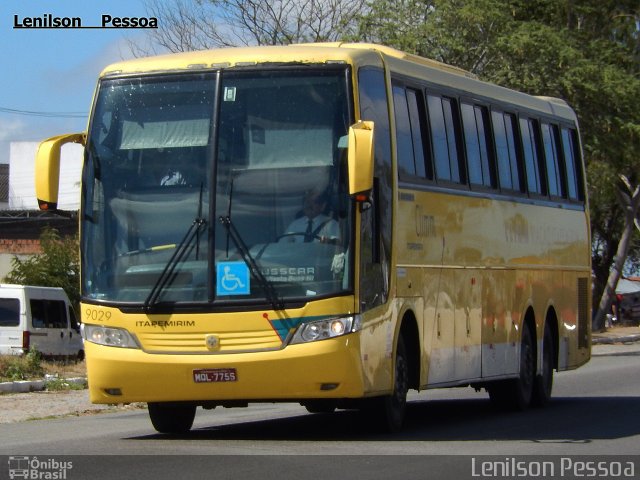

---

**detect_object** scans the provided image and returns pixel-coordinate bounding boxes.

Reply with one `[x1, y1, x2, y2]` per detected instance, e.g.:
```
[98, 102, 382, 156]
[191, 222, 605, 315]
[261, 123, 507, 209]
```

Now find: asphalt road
[1, 344, 639, 479]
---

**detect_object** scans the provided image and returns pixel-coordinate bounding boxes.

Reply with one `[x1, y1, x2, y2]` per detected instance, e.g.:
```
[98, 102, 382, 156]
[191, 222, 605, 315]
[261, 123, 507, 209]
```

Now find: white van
[0, 284, 84, 359]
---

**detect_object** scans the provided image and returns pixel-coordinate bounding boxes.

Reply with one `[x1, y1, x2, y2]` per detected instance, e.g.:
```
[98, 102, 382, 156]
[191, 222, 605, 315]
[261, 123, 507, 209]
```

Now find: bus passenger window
[427, 95, 462, 184]
[503, 113, 522, 191]
[393, 86, 429, 181]
[393, 85, 417, 177]
[561, 127, 582, 201]
[462, 103, 493, 188]
[541, 123, 564, 198]
[520, 117, 543, 195]
[492, 111, 522, 192]
[406, 89, 429, 179]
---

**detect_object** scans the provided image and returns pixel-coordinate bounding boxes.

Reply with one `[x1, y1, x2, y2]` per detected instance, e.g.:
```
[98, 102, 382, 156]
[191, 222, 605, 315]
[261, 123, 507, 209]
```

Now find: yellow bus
[35, 43, 591, 434]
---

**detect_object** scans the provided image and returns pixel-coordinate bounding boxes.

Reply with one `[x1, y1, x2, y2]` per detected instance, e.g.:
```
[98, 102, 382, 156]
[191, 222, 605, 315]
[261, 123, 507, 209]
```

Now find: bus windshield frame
[81, 66, 354, 311]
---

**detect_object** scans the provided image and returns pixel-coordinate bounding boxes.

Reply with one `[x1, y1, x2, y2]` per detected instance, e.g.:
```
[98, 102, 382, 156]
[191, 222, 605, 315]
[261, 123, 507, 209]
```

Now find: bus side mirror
[347, 121, 374, 197]
[35, 133, 85, 211]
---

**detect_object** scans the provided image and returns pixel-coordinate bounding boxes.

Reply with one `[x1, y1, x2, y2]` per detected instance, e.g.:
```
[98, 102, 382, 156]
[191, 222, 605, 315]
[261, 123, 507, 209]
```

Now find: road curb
[0, 377, 86, 394]
[592, 334, 640, 345]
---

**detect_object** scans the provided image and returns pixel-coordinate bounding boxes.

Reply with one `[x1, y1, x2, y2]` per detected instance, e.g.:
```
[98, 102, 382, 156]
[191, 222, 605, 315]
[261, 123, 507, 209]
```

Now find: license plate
[193, 368, 238, 383]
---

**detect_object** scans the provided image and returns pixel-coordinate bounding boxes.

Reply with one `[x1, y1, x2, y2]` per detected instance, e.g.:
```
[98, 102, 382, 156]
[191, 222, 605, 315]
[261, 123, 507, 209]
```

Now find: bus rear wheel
[148, 402, 196, 434]
[488, 323, 535, 411]
[532, 322, 554, 407]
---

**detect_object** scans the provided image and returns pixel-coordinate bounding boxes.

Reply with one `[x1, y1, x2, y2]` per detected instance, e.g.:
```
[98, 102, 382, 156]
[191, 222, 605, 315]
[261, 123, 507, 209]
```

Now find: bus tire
[148, 402, 196, 434]
[488, 323, 535, 411]
[367, 335, 409, 433]
[303, 400, 336, 414]
[531, 322, 554, 407]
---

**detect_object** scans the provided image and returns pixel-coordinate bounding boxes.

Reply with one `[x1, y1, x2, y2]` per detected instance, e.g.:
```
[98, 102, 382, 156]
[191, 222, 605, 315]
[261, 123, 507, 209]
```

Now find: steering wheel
[275, 232, 321, 242]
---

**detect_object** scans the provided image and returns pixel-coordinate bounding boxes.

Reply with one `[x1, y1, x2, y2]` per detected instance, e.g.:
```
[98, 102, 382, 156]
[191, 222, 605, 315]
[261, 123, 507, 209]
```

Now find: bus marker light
[320, 383, 339, 391]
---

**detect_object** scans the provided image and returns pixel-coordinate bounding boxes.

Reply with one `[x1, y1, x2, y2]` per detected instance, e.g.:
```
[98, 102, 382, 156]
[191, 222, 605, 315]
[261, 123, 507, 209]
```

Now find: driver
[284, 189, 339, 244]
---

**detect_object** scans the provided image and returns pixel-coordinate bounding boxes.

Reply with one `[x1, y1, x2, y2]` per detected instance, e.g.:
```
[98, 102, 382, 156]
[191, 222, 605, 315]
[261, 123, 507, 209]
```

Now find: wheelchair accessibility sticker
[217, 262, 250, 295]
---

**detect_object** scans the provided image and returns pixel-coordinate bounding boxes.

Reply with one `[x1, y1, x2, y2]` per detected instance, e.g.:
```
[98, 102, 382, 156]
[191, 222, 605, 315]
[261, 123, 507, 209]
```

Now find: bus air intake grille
[136, 330, 284, 354]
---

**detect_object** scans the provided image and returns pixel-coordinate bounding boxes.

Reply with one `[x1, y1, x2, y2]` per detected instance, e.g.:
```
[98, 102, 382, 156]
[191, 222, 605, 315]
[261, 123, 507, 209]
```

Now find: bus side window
[393, 85, 429, 181]
[393, 85, 417, 178]
[427, 94, 464, 184]
[519, 117, 544, 196]
[462, 102, 494, 189]
[541, 122, 566, 198]
[406, 88, 430, 180]
[560, 127, 583, 202]
[492, 110, 523, 192]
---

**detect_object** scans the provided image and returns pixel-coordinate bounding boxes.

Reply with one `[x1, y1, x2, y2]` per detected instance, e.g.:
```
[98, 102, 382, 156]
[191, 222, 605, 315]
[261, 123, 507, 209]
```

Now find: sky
[0, 0, 153, 163]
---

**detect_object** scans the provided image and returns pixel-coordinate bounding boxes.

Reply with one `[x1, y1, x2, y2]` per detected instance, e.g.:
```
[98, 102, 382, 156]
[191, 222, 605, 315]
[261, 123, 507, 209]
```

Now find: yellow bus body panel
[85, 334, 364, 404]
[83, 297, 377, 404]
[395, 188, 591, 388]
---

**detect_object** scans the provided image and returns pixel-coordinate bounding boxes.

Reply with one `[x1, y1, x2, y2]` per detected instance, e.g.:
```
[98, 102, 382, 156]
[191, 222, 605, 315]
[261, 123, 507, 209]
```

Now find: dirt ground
[0, 389, 143, 423]
[0, 360, 145, 423]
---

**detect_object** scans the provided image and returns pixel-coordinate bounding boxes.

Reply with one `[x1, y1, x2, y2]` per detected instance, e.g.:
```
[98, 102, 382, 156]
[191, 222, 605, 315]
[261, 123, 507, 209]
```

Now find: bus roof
[100, 42, 576, 122]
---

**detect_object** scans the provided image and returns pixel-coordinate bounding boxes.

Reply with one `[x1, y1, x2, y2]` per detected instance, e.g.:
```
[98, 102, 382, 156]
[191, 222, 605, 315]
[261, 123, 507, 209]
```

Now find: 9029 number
[85, 308, 112, 322]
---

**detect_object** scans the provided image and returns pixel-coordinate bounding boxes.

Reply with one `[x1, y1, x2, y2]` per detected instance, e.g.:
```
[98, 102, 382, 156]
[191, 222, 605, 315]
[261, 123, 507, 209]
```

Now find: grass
[0, 350, 44, 381]
[0, 350, 87, 387]
[44, 377, 87, 391]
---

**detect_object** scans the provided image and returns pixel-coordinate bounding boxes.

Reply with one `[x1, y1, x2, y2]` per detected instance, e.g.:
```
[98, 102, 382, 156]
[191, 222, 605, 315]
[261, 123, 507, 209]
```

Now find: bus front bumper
[85, 334, 366, 404]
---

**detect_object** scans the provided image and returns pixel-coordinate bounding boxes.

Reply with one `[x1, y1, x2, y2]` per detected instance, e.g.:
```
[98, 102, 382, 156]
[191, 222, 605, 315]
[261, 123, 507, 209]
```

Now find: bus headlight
[82, 324, 140, 349]
[290, 315, 360, 344]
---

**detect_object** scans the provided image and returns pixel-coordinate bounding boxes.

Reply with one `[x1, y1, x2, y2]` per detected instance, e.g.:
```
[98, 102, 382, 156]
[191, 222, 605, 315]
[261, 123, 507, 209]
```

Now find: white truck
[0, 284, 84, 359]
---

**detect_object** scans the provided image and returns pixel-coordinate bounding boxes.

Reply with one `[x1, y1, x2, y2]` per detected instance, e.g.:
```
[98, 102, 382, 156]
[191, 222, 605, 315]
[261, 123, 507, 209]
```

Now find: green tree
[3, 228, 80, 309]
[494, 1, 640, 329]
[357, 0, 640, 328]
[355, 0, 511, 74]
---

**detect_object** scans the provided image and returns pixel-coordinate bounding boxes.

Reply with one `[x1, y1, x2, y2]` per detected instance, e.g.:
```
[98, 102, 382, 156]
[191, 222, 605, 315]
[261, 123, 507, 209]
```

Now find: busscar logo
[13, 13, 158, 29]
[8, 456, 73, 480]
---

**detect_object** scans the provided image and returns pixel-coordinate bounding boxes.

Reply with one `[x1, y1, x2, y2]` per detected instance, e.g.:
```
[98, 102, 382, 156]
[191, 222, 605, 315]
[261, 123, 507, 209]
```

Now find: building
[0, 164, 8, 210]
[0, 142, 81, 280]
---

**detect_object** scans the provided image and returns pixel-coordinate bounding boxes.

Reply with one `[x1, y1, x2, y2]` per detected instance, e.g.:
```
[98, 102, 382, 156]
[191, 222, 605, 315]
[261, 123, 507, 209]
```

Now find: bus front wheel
[384, 336, 409, 432]
[148, 402, 196, 434]
[363, 335, 409, 433]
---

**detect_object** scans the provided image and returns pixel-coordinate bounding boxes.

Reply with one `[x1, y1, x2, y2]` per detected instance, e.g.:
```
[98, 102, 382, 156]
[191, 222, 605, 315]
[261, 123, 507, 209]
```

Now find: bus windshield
[82, 68, 353, 307]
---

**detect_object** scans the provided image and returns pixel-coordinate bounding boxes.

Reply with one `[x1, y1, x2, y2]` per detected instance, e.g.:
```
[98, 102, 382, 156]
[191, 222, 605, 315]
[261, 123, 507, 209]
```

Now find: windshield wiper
[218, 215, 284, 311]
[218, 172, 283, 310]
[144, 185, 207, 311]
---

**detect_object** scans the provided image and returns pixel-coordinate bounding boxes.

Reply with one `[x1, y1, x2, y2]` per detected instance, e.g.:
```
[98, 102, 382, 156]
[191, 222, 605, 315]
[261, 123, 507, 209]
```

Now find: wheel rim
[393, 354, 409, 409]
